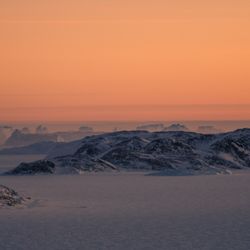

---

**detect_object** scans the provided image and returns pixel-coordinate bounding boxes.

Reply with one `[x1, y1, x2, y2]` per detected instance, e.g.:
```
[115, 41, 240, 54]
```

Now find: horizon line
[0, 104, 250, 110]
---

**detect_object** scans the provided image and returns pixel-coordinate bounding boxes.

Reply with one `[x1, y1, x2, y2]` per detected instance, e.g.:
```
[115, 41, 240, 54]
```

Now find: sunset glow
[0, 1, 249, 121]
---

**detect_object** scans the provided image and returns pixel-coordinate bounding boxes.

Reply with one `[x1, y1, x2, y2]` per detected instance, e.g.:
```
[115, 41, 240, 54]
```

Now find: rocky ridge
[5, 128, 250, 175]
[0, 185, 27, 207]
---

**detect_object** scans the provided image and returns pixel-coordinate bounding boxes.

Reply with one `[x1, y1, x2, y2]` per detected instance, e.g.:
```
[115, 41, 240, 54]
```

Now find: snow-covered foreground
[0, 172, 250, 250]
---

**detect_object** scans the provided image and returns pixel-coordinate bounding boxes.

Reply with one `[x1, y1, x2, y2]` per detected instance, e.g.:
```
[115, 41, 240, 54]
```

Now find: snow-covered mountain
[5, 128, 250, 175]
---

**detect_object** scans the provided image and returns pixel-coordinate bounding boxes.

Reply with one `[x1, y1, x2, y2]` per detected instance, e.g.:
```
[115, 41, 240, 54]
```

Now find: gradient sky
[0, 0, 249, 121]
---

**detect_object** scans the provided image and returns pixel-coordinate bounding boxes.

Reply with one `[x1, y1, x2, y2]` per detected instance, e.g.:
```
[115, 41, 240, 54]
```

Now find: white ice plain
[0, 171, 250, 250]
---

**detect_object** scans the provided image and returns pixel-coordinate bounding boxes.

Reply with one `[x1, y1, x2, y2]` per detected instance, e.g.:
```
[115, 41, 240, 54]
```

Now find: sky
[0, 0, 249, 121]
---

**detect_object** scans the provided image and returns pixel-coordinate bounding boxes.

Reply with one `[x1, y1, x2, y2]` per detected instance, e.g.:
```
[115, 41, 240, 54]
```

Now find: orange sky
[0, 0, 249, 121]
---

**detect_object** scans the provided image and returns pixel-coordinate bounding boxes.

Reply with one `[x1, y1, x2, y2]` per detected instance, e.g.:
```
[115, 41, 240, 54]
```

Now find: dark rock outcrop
[0, 185, 25, 207]
[6, 160, 55, 175]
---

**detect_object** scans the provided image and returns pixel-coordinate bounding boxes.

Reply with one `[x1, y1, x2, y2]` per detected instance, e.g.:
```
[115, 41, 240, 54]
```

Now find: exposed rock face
[55, 155, 117, 173]
[6, 128, 250, 175]
[6, 160, 55, 175]
[0, 185, 25, 207]
[144, 138, 194, 155]
[210, 136, 250, 168]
